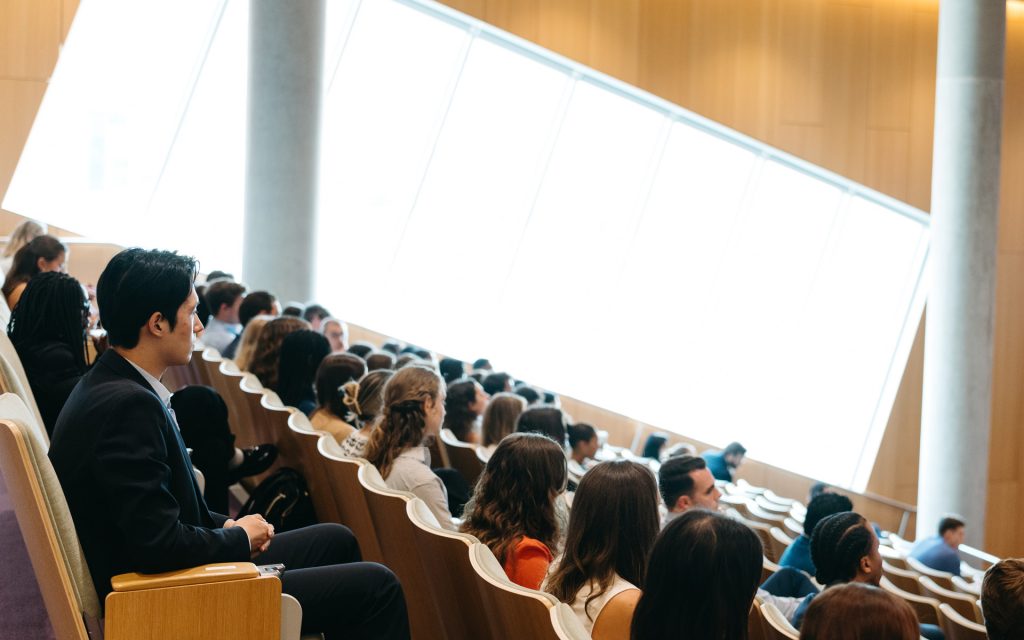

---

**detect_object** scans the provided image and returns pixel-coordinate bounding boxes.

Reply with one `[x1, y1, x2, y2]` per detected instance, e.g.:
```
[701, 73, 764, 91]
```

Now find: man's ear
[859, 555, 873, 576]
[675, 495, 692, 512]
[145, 311, 167, 338]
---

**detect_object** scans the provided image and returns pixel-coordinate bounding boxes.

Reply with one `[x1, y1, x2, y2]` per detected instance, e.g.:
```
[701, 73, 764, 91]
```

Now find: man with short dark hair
[658, 455, 722, 527]
[778, 492, 854, 575]
[982, 558, 1024, 640]
[202, 280, 246, 353]
[702, 441, 747, 482]
[49, 248, 410, 639]
[909, 516, 966, 576]
[221, 290, 278, 359]
[303, 303, 331, 331]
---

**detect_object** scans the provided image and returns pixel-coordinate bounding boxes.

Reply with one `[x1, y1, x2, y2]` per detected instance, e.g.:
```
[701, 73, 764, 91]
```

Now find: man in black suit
[49, 248, 409, 639]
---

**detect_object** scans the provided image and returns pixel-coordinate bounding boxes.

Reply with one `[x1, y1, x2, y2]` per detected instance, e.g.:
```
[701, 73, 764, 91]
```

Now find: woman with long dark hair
[275, 329, 330, 415]
[460, 432, 567, 590]
[310, 353, 366, 440]
[247, 315, 308, 388]
[443, 377, 488, 443]
[8, 271, 91, 435]
[630, 509, 763, 640]
[3, 235, 68, 310]
[546, 460, 660, 638]
[479, 392, 527, 461]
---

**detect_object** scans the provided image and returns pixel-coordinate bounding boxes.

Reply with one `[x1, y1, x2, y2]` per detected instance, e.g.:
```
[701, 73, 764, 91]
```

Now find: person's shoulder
[515, 536, 554, 559]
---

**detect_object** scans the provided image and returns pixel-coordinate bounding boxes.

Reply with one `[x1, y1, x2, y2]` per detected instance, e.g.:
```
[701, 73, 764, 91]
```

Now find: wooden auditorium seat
[0, 330, 46, 433]
[884, 561, 925, 593]
[907, 556, 957, 590]
[783, 516, 805, 538]
[950, 575, 981, 598]
[937, 603, 988, 640]
[759, 601, 799, 640]
[879, 543, 910, 569]
[748, 598, 767, 640]
[284, 411, 340, 523]
[218, 360, 260, 448]
[725, 508, 777, 561]
[880, 577, 943, 626]
[440, 428, 484, 486]
[918, 575, 984, 624]
[316, 437, 384, 563]
[769, 526, 794, 561]
[762, 556, 781, 583]
[0, 393, 306, 640]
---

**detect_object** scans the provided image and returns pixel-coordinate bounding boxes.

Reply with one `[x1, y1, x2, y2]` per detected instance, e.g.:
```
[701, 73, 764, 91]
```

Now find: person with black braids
[791, 511, 944, 639]
[365, 364, 455, 530]
[8, 271, 95, 436]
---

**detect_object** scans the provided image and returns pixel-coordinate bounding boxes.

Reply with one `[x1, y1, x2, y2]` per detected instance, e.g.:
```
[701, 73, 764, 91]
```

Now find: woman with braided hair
[336, 369, 393, 456]
[365, 364, 455, 530]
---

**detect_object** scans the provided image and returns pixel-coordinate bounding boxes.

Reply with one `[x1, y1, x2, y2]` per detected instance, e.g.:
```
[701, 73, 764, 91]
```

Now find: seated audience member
[809, 481, 836, 501]
[381, 339, 402, 355]
[205, 270, 234, 282]
[793, 511, 943, 639]
[443, 378, 489, 443]
[401, 345, 434, 364]
[657, 455, 722, 527]
[543, 390, 559, 406]
[366, 351, 396, 371]
[780, 493, 854, 575]
[248, 315, 309, 389]
[472, 357, 492, 372]
[513, 383, 543, 406]
[701, 441, 747, 482]
[483, 371, 513, 395]
[202, 280, 247, 353]
[480, 392, 527, 461]
[337, 370, 393, 457]
[394, 354, 423, 370]
[799, 582, 919, 640]
[303, 303, 331, 331]
[631, 510, 763, 640]
[439, 357, 465, 384]
[282, 302, 304, 317]
[276, 330, 331, 415]
[321, 317, 348, 353]
[547, 460, 659, 638]
[641, 432, 669, 461]
[48, 248, 409, 639]
[310, 353, 367, 440]
[8, 272, 94, 436]
[365, 364, 455, 530]
[567, 423, 599, 477]
[170, 385, 276, 513]
[0, 219, 46, 282]
[516, 406, 569, 449]
[233, 314, 273, 371]
[347, 341, 375, 359]
[909, 516, 966, 576]
[3, 235, 67, 310]
[460, 433, 567, 590]
[222, 290, 278, 359]
[982, 558, 1024, 640]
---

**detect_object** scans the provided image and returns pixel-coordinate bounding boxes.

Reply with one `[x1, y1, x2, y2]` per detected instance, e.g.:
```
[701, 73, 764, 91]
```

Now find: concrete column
[918, 0, 1005, 546]
[243, 0, 325, 303]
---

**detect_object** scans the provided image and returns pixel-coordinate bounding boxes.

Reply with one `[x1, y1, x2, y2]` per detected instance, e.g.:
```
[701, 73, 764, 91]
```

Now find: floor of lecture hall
[0, 473, 55, 640]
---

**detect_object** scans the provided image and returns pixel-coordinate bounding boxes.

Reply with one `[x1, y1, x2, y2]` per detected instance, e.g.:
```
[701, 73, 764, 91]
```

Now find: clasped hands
[224, 514, 274, 557]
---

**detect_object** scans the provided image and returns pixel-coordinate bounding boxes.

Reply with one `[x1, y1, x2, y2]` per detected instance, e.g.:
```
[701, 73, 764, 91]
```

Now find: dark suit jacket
[49, 350, 249, 601]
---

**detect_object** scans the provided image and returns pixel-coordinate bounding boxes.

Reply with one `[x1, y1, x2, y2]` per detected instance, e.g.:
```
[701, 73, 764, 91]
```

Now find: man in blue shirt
[910, 516, 966, 576]
[779, 492, 854, 575]
[701, 441, 746, 482]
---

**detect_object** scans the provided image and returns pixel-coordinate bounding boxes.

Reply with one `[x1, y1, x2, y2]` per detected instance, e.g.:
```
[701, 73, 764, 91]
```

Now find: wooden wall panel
[0, 0, 61, 79]
[0, 80, 47, 204]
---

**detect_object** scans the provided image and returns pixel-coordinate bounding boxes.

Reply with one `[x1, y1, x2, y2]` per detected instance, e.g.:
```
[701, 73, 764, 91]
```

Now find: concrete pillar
[918, 0, 1005, 546]
[243, 0, 325, 303]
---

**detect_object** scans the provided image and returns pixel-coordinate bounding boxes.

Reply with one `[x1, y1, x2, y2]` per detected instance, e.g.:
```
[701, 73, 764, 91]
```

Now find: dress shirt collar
[398, 445, 431, 466]
[124, 357, 173, 407]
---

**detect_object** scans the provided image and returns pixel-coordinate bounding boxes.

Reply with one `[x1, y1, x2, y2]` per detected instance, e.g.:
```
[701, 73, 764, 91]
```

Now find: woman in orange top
[460, 432, 567, 590]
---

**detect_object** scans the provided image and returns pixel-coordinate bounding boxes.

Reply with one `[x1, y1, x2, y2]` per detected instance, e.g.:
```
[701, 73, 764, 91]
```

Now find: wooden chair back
[467, 542, 563, 640]
[285, 412, 340, 524]
[440, 428, 484, 486]
[759, 601, 799, 640]
[783, 516, 804, 537]
[762, 556, 781, 584]
[879, 543, 910, 569]
[240, 374, 276, 448]
[884, 561, 925, 593]
[950, 575, 981, 598]
[0, 332, 46, 435]
[254, 392, 297, 479]
[756, 495, 792, 514]
[726, 509, 777, 561]
[317, 437, 384, 563]
[937, 603, 988, 640]
[549, 601, 592, 640]
[748, 598, 767, 640]
[880, 576, 942, 625]
[219, 361, 259, 448]
[357, 464, 446, 640]
[919, 576, 984, 624]
[907, 556, 956, 590]
[747, 501, 789, 526]
[769, 526, 794, 561]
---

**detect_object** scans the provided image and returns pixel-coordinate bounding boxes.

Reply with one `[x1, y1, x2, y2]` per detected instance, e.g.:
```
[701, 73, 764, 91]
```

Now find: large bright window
[4, 0, 928, 489]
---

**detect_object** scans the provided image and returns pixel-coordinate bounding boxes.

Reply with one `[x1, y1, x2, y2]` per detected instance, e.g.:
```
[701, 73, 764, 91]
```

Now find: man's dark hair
[347, 342, 375, 359]
[381, 340, 402, 355]
[513, 384, 542, 406]
[515, 406, 568, 448]
[205, 281, 246, 318]
[97, 248, 198, 349]
[658, 455, 707, 508]
[366, 351, 395, 371]
[938, 516, 966, 536]
[723, 442, 747, 458]
[239, 290, 276, 326]
[205, 270, 234, 282]
[810, 481, 832, 500]
[282, 303, 304, 317]
[803, 493, 854, 537]
[567, 423, 596, 450]
[982, 558, 1024, 640]
[483, 372, 513, 396]
[439, 357, 465, 384]
[302, 303, 331, 324]
[472, 358, 491, 371]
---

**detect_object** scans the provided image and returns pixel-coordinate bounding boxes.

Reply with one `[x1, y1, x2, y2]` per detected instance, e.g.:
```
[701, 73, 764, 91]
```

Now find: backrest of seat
[748, 599, 767, 640]
[406, 497, 491, 639]
[759, 602, 799, 640]
[726, 509, 776, 561]
[761, 556, 780, 584]
[769, 527, 792, 561]
[317, 438, 384, 563]
[286, 413, 340, 524]
[783, 517, 804, 537]
[918, 576, 984, 624]
[467, 542, 560, 640]
[907, 557, 956, 590]
[884, 561, 924, 593]
[219, 362, 258, 448]
[0, 332, 46, 440]
[0, 395, 96, 638]
[240, 374, 273, 444]
[259, 392, 299, 468]
[357, 464, 446, 640]
[937, 603, 987, 640]
[880, 576, 942, 625]
[440, 429, 484, 486]
[549, 602, 591, 640]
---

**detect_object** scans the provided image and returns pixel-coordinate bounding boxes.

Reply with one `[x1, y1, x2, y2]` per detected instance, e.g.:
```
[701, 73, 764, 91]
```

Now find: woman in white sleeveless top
[545, 460, 661, 638]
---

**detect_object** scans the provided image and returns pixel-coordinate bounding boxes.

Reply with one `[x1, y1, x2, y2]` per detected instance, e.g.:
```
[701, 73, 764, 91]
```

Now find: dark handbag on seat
[236, 468, 317, 532]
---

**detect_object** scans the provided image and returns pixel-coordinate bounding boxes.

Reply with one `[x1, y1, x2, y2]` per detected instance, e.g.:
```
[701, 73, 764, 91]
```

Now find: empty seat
[440, 428, 484, 486]
[918, 576, 983, 624]
[883, 561, 924, 594]
[937, 603, 987, 640]
[880, 577, 942, 626]
[950, 575, 981, 598]
[879, 543, 910, 569]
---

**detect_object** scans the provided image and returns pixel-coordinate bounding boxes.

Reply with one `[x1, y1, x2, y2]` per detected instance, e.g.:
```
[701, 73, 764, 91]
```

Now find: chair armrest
[111, 562, 260, 591]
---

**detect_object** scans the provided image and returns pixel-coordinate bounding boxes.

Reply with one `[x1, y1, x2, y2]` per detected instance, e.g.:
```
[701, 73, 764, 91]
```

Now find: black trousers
[253, 523, 410, 640]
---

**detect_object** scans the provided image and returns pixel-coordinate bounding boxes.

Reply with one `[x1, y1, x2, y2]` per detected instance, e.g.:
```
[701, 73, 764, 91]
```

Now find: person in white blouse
[364, 364, 455, 530]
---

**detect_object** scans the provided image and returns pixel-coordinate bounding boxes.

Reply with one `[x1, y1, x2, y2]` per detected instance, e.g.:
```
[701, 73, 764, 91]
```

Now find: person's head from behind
[439, 357, 465, 384]
[347, 341, 374, 359]
[7, 271, 90, 369]
[276, 330, 330, 406]
[366, 351, 395, 371]
[248, 315, 309, 389]
[381, 340, 402, 355]
[938, 515, 966, 548]
[3, 219, 47, 258]
[800, 583, 919, 640]
[460, 433, 567, 563]
[567, 423, 599, 463]
[342, 369, 394, 429]
[803, 493, 854, 538]
[315, 353, 367, 418]
[631, 509, 762, 640]
[238, 290, 278, 327]
[365, 365, 445, 477]
[481, 392, 527, 448]
[205, 270, 233, 282]
[282, 303, 304, 317]
[482, 371, 513, 395]
[547, 460, 659, 618]
[981, 558, 1024, 640]
[723, 441, 747, 468]
[302, 303, 331, 331]
[658, 455, 721, 513]
[4, 235, 68, 294]
[810, 511, 882, 587]
[443, 378, 489, 441]
[234, 314, 274, 371]
[516, 406, 568, 449]
[394, 354, 422, 369]
[96, 249, 200, 368]
[472, 358, 492, 372]
[205, 280, 246, 324]
[809, 481, 835, 501]
[642, 433, 669, 460]
[513, 383, 543, 406]
[321, 317, 348, 352]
